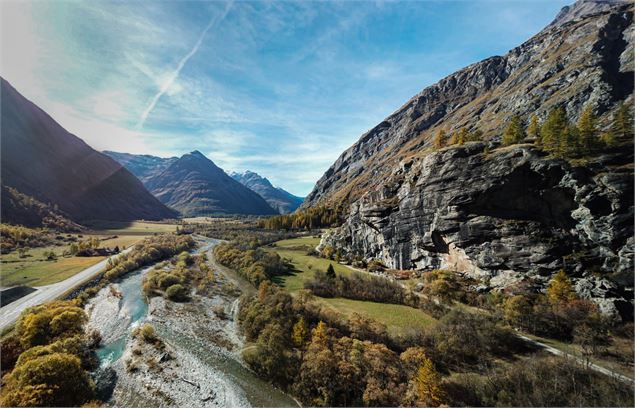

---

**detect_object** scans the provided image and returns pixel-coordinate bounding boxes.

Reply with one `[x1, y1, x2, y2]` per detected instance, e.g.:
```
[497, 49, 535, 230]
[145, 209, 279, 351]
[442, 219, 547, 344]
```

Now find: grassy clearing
[269, 236, 436, 333]
[271, 248, 354, 293]
[0, 255, 106, 287]
[321, 297, 436, 334]
[84, 220, 178, 235]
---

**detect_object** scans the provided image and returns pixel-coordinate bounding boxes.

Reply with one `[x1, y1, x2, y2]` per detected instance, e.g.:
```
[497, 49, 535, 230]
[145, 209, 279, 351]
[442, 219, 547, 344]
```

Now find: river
[86, 237, 298, 407]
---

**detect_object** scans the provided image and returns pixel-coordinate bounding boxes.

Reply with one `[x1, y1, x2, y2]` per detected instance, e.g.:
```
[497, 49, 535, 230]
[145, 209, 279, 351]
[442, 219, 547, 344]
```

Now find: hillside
[0, 185, 82, 231]
[103, 151, 177, 184]
[145, 151, 277, 216]
[308, 0, 634, 317]
[231, 170, 303, 214]
[0, 79, 177, 222]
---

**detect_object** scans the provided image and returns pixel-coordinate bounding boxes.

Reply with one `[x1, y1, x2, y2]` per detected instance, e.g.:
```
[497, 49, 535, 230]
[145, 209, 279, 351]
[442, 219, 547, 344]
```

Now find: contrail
[136, 1, 233, 129]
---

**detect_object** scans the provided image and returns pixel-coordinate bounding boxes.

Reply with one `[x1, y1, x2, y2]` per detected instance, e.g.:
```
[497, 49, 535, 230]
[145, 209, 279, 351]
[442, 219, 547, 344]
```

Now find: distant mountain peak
[189, 150, 206, 158]
[231, 170, 304, 214]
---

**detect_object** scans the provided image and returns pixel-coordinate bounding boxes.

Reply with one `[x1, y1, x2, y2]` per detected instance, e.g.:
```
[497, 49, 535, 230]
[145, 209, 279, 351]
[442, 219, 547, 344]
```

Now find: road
[0, 248, 132, 332]
[517, 333, 635, 384]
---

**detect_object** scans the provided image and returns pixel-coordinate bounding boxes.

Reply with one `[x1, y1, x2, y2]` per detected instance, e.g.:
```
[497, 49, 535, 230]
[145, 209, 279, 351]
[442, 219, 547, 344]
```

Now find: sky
[1, 0, 571, 196]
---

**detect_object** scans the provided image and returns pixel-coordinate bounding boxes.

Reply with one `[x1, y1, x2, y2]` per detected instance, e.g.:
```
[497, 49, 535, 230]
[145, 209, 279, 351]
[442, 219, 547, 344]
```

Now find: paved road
[0, 248, 132, 332]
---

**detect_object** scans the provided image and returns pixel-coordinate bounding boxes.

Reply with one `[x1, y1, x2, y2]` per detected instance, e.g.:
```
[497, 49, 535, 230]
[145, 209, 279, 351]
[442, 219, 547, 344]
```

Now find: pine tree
[502, 115, 526, 146]
[326, 263, 336, 279]
[527, 114, 540, 142]
[433, 129, 446, 149]
[413, 357, 444, 407]
[612, 102, 633, 139]
[560, 124, 580, 158]
[577, 105, 598, 155]
[540, 107, 568, 155]
[547, 270, 576, 305]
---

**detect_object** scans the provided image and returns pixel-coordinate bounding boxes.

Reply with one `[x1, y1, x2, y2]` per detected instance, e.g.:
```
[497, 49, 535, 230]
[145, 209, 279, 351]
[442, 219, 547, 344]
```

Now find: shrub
[166, 284, 188, 302]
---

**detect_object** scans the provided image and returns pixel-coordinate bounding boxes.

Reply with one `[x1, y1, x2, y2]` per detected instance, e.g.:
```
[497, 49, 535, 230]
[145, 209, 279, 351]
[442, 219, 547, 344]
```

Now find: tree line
[260, 205, 343, 230]
[213, 241, 290, 287]
[433, 102, 633, 159]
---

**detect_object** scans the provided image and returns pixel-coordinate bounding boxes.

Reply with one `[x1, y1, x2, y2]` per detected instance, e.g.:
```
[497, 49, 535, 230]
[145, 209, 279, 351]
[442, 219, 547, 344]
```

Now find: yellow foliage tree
[413, 357, 444, 407]
[292, 316, 309, 348]
[311, 321, 329, 346]
[547, 270, 577, 304]
[433, 129, 447, 149]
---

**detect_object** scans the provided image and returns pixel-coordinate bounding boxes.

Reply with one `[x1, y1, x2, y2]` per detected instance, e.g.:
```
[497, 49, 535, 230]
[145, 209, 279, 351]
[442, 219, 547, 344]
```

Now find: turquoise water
[96, 267, 149, 365]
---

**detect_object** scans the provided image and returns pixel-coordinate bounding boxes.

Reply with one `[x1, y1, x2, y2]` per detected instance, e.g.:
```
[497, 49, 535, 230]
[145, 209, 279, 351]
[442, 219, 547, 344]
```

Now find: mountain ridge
[145, 151, 277, 216]
[230, 170, 304, 214]
[0, 78, 177, 223]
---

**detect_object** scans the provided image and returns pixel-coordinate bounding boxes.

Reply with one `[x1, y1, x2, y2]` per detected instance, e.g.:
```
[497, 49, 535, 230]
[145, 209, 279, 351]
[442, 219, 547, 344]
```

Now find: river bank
[84, 238, 298, 407]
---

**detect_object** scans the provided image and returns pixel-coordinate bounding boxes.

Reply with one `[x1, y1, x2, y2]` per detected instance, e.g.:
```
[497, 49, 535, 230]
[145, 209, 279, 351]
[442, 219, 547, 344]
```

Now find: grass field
[321, 297, 436, 334]
[84, 220, 178, 234]
[0, 232, 149, 288]
[269, 236, 436, 333]
[1, 255, 106, 287]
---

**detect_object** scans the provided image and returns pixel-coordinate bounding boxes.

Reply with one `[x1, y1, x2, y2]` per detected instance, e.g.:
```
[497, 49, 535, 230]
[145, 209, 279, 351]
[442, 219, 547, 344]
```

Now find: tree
[413, 357, 444, 407]
[546, 270, 576, 305]
[326, 264, 336, 280]
[577, 105, 598, 155]
[503, 295, 533, 329]
[451, 128, 469, 145]
[433, 129, 447, 149]
[292, 316, 309, 348]
[612, 102, 633, 139]
[312, 321, 329, 346]
[166, 284, 188, 302]
[540, 107, 568, 155]
[527, 114, 540, 141]
[573, 312, 610, 357]
[466, 128, 483, 142]
[502, 115, 525, 146]
[1, 352, 94, 407]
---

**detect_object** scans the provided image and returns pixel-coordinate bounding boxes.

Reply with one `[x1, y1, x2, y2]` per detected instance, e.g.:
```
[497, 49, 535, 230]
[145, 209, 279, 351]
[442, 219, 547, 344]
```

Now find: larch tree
[612, 102, 633, 139]
[413, 357, 444, 407]
[546, 270, 577, 305]
[577, 105, 598, 155]
[502, 115, 526, 146]
[433, 129, 447, 149]
[527, 114, 540, 142]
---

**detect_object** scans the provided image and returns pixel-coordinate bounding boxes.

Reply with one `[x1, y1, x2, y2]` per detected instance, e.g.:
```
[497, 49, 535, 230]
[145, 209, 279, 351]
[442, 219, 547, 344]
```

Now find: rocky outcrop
[321, 142, 633, 317]
[310, 1, 635, 318]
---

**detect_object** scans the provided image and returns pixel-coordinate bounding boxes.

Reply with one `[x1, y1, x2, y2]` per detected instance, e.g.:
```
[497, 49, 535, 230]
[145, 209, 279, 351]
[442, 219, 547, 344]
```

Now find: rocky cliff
[310, 1, 634, 317]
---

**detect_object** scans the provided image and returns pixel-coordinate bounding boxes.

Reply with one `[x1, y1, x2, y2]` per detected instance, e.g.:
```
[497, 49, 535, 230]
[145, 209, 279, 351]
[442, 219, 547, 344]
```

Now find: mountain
[230, 170, 303, 214]
[1, 185, 83, 231]
[0, 78, 177, 223]
[103, 151, 177, 184]
[145, 151, 277, 216]
[308, 1, 634, 317]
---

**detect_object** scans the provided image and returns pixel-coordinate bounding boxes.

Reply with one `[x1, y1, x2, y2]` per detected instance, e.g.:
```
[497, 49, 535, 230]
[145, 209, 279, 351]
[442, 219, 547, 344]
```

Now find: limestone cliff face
[310, 1, 634, 317]
[321, 143, 633, 317]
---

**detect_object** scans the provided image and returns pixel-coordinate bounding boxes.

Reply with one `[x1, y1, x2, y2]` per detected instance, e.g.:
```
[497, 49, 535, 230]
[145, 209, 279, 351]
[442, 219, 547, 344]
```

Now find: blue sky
[1, 0, 570, 196]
